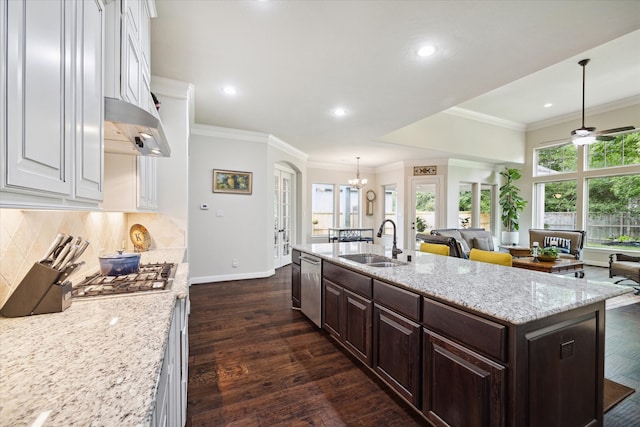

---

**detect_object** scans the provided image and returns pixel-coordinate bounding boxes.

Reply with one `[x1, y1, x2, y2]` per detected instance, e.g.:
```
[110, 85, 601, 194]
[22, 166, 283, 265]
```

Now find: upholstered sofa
[428, 228, 497, 258]
[415, 233, 465, 258]
[528, 229, 586, 260]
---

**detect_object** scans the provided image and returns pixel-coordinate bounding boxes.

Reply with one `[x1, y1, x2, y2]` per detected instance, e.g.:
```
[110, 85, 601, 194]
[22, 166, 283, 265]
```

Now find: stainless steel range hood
[103, 97, 171, 157]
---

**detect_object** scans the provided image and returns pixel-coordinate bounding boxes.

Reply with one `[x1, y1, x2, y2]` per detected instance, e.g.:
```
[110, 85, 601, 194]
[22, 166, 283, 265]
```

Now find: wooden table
[512, 257, 585, 277]
[499, 245, 531, 257]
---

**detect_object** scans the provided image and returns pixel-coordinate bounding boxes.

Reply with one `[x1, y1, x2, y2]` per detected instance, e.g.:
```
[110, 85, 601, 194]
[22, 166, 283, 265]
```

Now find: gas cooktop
[72, 262, 176, 299]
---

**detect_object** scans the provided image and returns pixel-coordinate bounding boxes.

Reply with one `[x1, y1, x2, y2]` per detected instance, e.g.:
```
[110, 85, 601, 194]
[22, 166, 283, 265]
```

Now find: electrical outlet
[232, 258, 238, 268]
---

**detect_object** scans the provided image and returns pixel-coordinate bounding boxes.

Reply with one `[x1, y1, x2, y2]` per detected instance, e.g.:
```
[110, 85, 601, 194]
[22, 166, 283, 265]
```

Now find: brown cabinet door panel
[322, 279, 343, 339]
[343, 289, 373, 366]
[423, 329, 505, 427]
[291, 263, 301, 309]
[373, 304, 421, 406]
[526, 314, 599, 427]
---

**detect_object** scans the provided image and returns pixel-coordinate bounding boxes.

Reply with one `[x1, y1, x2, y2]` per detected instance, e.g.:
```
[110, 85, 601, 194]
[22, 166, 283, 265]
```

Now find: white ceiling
[150, 1, 640, 168]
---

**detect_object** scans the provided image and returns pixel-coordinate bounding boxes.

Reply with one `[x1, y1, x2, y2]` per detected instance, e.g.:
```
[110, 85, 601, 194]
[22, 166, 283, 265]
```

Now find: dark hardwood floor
[186, 265, 638, 427]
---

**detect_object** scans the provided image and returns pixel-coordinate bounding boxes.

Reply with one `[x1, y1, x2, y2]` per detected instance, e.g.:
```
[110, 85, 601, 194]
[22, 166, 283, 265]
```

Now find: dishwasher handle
[300, 256, 321, 266]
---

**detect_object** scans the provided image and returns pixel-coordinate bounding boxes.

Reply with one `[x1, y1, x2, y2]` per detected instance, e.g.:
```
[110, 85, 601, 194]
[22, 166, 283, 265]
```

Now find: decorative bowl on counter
[98, 251, 141, 276]
[537, 254, 558, 262]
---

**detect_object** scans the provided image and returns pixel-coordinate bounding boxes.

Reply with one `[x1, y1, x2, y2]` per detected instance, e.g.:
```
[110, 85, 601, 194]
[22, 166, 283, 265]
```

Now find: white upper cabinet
[1, 0, 104, 207]
[3, 0, 72, 196]
[106, 0, 155, 115]
[75, 0, 105, 200]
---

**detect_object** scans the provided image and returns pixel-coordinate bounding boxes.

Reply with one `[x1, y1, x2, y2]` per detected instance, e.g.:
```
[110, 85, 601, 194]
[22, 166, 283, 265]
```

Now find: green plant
[538, 246, 559, 257]
[499, 167, 528, 232]
[415, 217, 426, 232]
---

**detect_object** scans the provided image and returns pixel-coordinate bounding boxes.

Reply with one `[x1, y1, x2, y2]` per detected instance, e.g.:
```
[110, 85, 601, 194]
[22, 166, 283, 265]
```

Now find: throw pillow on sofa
[543, 236, 571, 253]
[473, 236, 492, 251]
[460, 229, 495, 252]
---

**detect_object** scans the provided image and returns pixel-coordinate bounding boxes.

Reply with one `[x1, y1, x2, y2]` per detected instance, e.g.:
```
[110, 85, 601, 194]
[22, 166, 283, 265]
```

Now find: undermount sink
[339, 254, 407, 267]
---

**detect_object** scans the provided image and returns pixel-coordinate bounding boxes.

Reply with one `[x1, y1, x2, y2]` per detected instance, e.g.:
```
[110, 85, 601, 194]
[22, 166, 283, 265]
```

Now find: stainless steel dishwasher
[300, 254, 322, 327]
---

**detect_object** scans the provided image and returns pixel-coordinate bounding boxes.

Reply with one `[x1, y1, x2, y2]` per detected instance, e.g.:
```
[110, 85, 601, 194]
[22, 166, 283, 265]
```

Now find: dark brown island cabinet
[291, 249, 606, 427]
[291, 249, 301, 309]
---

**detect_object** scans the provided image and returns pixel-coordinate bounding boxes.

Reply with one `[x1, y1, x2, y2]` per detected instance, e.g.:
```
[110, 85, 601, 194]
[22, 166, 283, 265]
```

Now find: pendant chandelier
[348, 157, 368, 189]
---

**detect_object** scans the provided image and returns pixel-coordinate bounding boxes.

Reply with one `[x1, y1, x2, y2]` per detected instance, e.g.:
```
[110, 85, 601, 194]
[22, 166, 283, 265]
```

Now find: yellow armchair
[469, 248, 512, 267]
[420, 242, 450, 256]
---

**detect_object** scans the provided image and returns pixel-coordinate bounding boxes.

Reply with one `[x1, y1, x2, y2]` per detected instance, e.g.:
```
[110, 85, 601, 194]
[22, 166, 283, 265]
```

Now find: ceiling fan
[571, 58, 636, 145]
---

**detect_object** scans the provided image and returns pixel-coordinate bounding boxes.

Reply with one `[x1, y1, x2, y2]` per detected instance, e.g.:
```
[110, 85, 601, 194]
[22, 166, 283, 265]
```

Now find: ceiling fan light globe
[572, 135, 596, 146]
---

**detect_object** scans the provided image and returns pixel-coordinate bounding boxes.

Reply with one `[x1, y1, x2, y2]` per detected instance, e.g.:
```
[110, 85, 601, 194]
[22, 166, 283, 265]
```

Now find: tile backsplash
[0, 209, 185, 306]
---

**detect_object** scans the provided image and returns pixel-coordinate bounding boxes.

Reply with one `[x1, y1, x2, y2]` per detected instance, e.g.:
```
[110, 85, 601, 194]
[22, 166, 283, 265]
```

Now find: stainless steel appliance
[72, 262, 177, 299]
[300, 254, 322, 327]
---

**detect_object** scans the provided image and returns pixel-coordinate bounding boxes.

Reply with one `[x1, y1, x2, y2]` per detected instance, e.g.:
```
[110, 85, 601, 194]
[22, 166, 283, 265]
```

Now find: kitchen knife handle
[40, 233, 65, 263]
[52, 244, 71, 269]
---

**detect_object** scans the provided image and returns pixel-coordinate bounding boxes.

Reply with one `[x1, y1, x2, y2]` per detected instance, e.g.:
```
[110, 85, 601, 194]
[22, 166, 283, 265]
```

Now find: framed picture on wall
[213, 169, 253, 194]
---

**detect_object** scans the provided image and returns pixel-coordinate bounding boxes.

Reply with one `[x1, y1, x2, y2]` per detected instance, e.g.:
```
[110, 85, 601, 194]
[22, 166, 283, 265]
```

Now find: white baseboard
[190, 269, 276, 284]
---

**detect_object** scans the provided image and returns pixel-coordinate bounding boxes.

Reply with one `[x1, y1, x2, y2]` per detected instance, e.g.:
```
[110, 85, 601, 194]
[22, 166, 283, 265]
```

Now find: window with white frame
[480, 184, 495, 232]
[311, 183, 362, 236]
[383, 184, 398, 235]
[338, 185, 361, 228]
[533, 131, 639, 252]
[311, 183, 333, 235]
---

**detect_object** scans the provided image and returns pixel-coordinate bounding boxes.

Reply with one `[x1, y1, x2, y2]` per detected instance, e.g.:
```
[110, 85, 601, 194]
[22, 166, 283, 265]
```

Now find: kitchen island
[0, 248, 188, 427]
[293, 242, 631, 427]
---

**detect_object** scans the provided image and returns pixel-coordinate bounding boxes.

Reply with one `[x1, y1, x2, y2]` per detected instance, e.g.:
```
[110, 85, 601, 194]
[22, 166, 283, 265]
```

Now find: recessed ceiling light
[222, 86, 237, 96]
[417, 45, 437, 57]
[544, 103, 553, 108]
[333, 107, 347, 117]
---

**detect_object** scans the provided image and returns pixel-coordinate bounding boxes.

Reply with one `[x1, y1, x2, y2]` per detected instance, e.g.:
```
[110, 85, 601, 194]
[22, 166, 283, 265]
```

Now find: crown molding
[444, 107, 527, 131]
[526, 95, 640, 131]
[268, 135, 309, 161]
[191, 123, 269, 143]
[151, 76, 194, 100]
[307, 161, 374, 173]
[447, 158, 499, 170]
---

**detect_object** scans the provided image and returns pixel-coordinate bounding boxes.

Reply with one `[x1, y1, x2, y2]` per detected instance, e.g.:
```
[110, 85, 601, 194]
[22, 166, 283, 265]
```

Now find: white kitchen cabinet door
[152, 298, 185, 427]
[121, 16, 141, 107]
[179, 296, 190, 426]
[3, 0, 73, 196]
[138, 155, 158, 210]
[105, 0, 154, 113]
[75, 0, 104, 201]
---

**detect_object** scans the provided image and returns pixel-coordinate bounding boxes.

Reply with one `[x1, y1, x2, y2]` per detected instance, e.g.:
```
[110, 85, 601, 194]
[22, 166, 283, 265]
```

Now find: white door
[410, 178, 442, 246]
[274, 165, 295, 269]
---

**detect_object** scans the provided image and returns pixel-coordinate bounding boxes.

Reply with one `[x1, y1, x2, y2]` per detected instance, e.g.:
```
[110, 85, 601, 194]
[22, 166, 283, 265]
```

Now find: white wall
[188, 125, 306, 283]
[152, 77, 193, 253]
[380, 109, 526, 165]
[375, 162, 406, 248]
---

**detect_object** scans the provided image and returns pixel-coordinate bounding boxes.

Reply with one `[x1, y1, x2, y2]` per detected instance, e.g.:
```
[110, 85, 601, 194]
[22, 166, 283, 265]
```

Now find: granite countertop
[295, 242, 631, 325]
[0, 248, 188, 427]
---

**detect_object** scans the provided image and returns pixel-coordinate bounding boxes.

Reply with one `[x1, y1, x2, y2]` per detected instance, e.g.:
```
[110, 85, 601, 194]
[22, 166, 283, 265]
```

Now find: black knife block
[0, 262, 75, 318]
